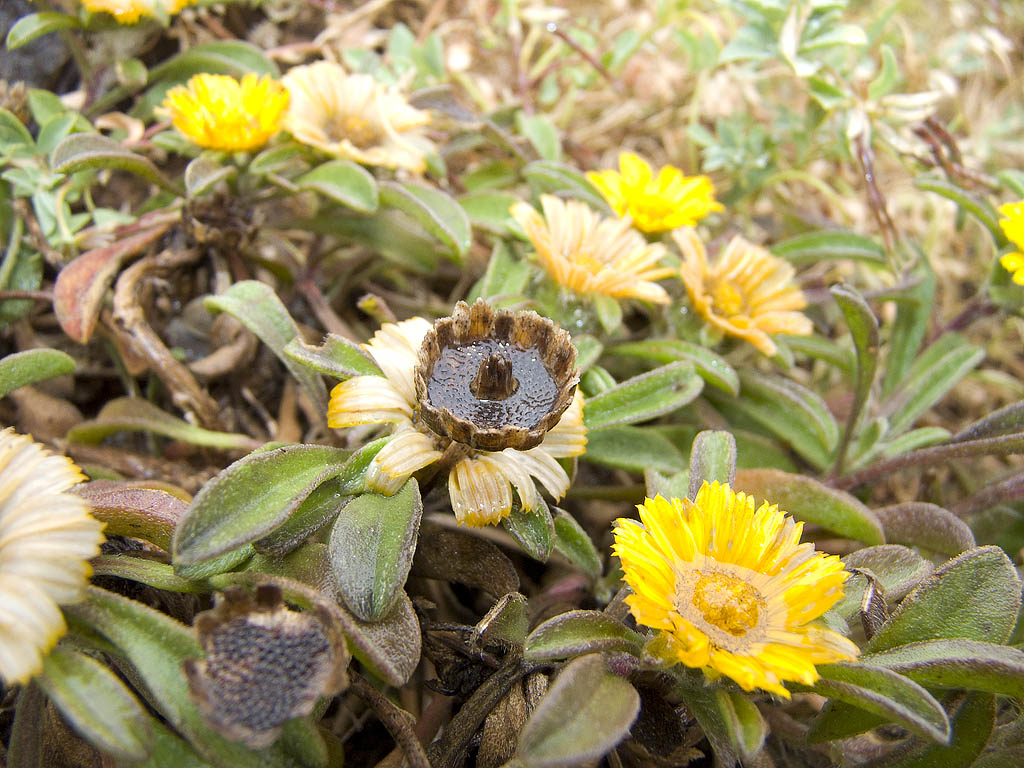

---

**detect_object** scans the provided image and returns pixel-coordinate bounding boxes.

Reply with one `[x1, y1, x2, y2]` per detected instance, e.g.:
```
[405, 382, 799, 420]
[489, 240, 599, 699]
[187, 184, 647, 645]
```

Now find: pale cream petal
[515, 447, 571, 499]
[449, 456, 514, 527]
[327, 376, 412, 427]
[540, 391, 587, 458]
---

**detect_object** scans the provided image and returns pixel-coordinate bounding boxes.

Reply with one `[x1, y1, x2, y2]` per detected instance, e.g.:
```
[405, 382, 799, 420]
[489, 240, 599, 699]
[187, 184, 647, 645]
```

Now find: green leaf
[134, 719, 217, 768]
[868, 44, 901, 100]
[832, 284, 879, 473]
[734, 468, 885, 544]
[92, 555, 207, 594]
[380, 181, 471, 259]
[173, 444, 353, 565]
[552, 510, 602, 581]
[522, 160, 608, 210]
[37, 645, 151, 761]
[915, 176, 1002, 244]
[609, 339, 739, 395]
[592, 293, 623, 333]
[879, 692, 996, 768]
[882, 255, 935, 397]
[584, 362, 703, 430]
[879, 426, 952, 456]
[254, 438, 388, 557]
[835, 545, 934, 620]
[873, 502, 975, 555]
[688, 430, 737, 497]
[952, 399, 1024, 442]
[175, 545, 254, 581]
[514, 654, 640, 767]
[867, 546, 1021, 652]
[861, 639, 1024, 698]
[327, 480, 422, 622]
[583, 426, 687, 474]
[0, 348, 75, 399]
[147, 41, 279, 82]
[36, 113, 80, 157]
[298, 160, 379, 213]
[205, 281, 327, 412]
[571, 334, 602, 373]
[283, 334, 382, 380]
[503, 496, 555, 562]
[674, 680, 738, 766]
[524, 610, 643, 661]
[67, 396, 258, 451]
[777, 332, 855, 373]
[771, 230, 887, 265]
[0, 108, 34, 149]
[184, 156, 236, 198]
[727, 692, 767, 759]
[51, 133, 182, 195]
[458, 191, 519, 234]
[472, 240, 530, 303]
[516, 112, 562, 162]
[66, 588, 296, 768]
[4, 12, 81, 50]
[804, 663, 950, 743]
[473, 593, 529, 648]
[882, 333, 984, 435]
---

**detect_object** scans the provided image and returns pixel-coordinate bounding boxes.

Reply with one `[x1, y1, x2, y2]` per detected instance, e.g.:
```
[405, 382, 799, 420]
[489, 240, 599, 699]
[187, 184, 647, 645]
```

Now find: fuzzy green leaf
[51, 133, 182, 195]
[173, 444, 352, 565]
[915, 176, 1002, 244]
[5, 12, 81, 51]
[380, 181, 471, 259]
[328, 480, 422, 622]
[583, 426, 687, 474]
[283, 334, 382, 380]
[524, 610, 643, 661]
[771, 230, 887, 265]
[873, 502, 975, 555]
[205, 281, 327, 412]
[515, 655, 640, 767]
[503, 496, 555, 562]
[147, 41, 279, 82]
[552, 510, 603, 581]
[861, 639, 1024, 698]
[298, 160, 379, 213]
[688, 430, 737, 498]
[0, 348, 75, 399]
[584, 361, 703, 430]
[184, 156, 236, 198]
[879, 693, 995, 768]
[458, 190, 519, 234]
[473, 593, 529, 648]
[609, 339, 739, 395]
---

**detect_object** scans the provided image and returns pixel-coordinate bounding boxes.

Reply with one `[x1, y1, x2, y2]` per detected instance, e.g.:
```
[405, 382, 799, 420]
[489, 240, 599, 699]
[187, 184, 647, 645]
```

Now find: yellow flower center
[710, 279, 745, 317]
[690, 570, 761, 637]
[328, 114, 380, 148]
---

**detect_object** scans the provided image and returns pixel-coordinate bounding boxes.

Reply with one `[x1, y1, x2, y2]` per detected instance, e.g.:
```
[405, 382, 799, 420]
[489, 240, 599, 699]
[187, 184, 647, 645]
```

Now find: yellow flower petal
[612, 481, 859, 697]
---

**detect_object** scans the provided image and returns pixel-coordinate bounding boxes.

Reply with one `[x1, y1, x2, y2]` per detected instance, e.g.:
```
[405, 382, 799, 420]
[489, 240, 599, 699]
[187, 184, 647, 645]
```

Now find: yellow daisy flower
[81, 0, 193, 24]
[281, 61, 433, 173]
[510, 195, 676, 304]
[327, 302, 586, 527]
[160, 73, 289, 152]
[997, 201, 1024, 285]
[0, 429, 106, 684]
[587, 152, 723, 233]
[673, 228, 812, 357]
[612, 483, 858, 698]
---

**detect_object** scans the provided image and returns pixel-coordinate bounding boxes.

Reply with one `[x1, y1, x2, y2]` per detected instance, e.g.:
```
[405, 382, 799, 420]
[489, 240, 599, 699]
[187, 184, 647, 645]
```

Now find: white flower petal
[449, 456, 513, 527]
[327, 376, 412, 427]
[366, 429, 443, 495]
[539, 391, 587, 458]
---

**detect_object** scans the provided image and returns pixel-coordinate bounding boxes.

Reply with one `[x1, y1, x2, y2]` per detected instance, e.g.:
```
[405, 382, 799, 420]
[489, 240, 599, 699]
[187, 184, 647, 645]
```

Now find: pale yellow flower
[510, 195, 675, 304]
[327, 309, 586, 527]
[612, 483, 858, 698]
[81, 0, 193, 24]
[160, 73, 289, 152]
[281, 61, 432, 173]
[997, 201, 1024, 285]
[674, 228, 812, 357]
[587, 152, 723, 233]
[0, 429, 106, 684]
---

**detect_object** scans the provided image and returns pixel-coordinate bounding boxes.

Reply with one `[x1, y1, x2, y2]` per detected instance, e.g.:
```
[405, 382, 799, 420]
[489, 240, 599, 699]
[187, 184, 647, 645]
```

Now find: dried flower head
[81, 0, 193, 24]
[510, 195, 675, 304]
[415, 300, 579, 451]
[160, 73, 289, 152]
[674, 228, 812, 357]
[613, 483, 859, 698]
[185, 585, 348, 748]
[0, 429, 106, 684]
[587, 152, 723, 233]
[997, 201, 1024, 285]
[327, 301, 586, 527]
[281, 61, 432, 172]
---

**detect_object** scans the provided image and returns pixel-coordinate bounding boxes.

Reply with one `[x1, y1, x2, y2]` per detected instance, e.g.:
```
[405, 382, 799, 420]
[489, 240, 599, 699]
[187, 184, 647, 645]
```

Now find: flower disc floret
[612, 482, 858, 697]
[510, 195, 675, 304]
[161, 73, 289, 152]
[0, 429, 106, 684]
[327, 305, 586, 527]
[587, 152, 723, 233]
[674, 228, 812, 357]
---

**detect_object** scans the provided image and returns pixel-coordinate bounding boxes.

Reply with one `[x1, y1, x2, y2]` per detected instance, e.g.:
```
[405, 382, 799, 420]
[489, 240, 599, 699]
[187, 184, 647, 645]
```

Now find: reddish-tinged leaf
[74, 480, 190, 550]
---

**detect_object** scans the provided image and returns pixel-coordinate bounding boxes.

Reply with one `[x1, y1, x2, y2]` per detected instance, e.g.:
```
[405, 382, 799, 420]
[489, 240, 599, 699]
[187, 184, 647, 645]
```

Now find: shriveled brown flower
[414, 300, 579, 451]
[184, 585, 349, 748]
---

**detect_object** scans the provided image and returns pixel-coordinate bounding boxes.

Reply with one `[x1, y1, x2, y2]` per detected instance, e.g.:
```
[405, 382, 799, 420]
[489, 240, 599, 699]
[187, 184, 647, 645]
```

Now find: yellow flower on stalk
[997, 201, 1024, 285]
[81, 0, 193, 24]
[510, 195, 675, 304]
[587, 152, 723, 233]
[328, 302, 586, 527]
[674, 228, 812, 357]
[160, 73, 289, 152]
[281, 61, 433, 173]
[0, 429, 106, 684]
[612, 483, 858, 698]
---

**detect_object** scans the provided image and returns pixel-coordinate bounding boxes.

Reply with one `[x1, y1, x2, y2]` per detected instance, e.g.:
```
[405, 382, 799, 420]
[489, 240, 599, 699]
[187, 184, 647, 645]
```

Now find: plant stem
[352, 675, 432, 768]
[950, 470, 1024, 517]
